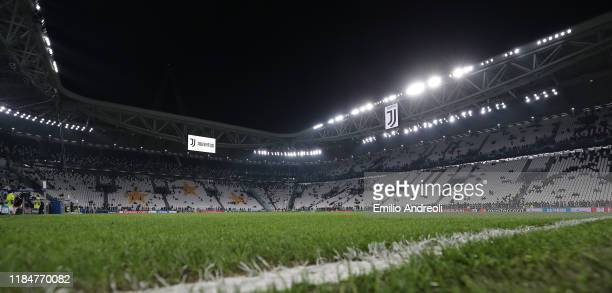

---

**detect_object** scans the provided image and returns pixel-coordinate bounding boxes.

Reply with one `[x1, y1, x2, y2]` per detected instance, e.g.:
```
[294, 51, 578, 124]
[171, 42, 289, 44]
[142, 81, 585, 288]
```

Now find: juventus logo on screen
[187, 134, 216, 153]
[385, 103, 399, 129]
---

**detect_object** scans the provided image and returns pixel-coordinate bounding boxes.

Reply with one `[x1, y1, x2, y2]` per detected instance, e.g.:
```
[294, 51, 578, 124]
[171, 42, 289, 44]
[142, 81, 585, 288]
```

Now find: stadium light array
[330, 101, 378, 124]
[313, 74, 445, 130]
[382, 130, 399, 138]
[382, 94, 398, 103]
[362, 136, 376, 144]
[312, 123, 324, 130]
[480, 58, 494, 66]
[348, 102, 375, 117]
[328, 114, 347, 125]
[480, 106, 492, 115]
[313, 26, 573, 133]
[35, 2, 59, 74]
[254, 148, 322, 158]
[537, 29, 571, 46]
[449, 65, 474, 79]
[494, 102, 507, 110]
[524, 88, 559, 103]
[0, 105, 93, 133]
[398, 102, 502, 138]
[42, 35, 50, 47]
[503, 48, 520, 58]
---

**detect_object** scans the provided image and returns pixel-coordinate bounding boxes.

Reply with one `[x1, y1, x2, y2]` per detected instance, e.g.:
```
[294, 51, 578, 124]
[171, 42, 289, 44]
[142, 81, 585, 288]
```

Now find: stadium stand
[2, 103, 612, 212]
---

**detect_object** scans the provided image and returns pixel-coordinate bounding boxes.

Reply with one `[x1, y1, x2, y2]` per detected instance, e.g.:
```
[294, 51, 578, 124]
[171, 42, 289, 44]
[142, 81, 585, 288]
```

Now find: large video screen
[187, 134, 216, 153]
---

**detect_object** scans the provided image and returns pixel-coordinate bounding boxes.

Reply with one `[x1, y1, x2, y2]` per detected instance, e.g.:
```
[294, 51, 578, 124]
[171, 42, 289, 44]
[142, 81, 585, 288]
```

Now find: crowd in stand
[1, 105, 612, 213]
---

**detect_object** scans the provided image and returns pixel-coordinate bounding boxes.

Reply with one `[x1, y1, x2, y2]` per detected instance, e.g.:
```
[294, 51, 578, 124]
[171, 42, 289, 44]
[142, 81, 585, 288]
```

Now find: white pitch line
[135, 217, 606, 293]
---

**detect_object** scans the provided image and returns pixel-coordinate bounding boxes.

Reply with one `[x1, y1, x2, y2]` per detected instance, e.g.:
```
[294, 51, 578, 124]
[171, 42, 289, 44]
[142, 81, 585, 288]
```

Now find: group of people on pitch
[0, 191, 45, 215]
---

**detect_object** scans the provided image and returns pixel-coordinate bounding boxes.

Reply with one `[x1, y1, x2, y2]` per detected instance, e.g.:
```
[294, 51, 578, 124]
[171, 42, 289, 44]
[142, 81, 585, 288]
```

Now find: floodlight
[385, 94, 397, 102]
[406, 81, 425, 96]
[451, 66, 472, 78]
[427, 76, 442, 88]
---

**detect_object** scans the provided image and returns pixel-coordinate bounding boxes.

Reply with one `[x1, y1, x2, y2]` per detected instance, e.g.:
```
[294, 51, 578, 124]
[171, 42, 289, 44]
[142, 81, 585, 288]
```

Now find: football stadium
[2, 1, 612, 292]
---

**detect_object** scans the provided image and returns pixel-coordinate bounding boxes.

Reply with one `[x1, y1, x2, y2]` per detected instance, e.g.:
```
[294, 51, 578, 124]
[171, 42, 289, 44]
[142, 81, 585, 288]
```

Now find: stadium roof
[1, 0, 612, 149]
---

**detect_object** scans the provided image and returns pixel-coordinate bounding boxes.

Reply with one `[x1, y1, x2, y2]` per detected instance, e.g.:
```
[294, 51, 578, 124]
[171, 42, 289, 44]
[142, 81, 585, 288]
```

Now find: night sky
[41, 1, 612, 133]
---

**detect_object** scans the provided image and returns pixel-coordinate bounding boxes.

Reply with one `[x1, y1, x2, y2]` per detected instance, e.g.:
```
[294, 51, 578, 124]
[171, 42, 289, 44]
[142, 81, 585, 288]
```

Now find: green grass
[289, 217, 612, 293]
[0, 212, 599, 291]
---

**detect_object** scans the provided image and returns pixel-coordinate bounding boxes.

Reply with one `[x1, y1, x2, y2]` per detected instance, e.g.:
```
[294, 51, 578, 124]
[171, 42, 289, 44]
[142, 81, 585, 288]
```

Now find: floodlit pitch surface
[0, 213, 610, 292]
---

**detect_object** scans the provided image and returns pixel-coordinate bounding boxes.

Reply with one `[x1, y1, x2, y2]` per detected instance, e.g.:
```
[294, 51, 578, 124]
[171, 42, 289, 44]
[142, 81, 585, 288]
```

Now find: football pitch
[1, 212, 611, 292]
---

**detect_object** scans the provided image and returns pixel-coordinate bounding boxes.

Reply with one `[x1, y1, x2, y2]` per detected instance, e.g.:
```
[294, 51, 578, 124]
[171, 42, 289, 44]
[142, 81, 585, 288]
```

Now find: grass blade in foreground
[138, 217, 606, 293]
[289, 217, 612, 292]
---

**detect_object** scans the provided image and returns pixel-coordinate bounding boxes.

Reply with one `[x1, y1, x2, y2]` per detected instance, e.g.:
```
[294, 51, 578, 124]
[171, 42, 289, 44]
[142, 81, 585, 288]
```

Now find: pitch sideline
[134, 217, 607, 293]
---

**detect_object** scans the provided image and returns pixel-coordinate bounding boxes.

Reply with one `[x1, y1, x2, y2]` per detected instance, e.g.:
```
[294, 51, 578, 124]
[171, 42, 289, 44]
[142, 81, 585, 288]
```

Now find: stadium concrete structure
[1, 0, 612, 213]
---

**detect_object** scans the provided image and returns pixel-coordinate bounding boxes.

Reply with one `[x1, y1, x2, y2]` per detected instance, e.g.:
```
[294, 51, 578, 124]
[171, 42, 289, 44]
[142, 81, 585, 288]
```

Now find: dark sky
[41, 1, 612, 133]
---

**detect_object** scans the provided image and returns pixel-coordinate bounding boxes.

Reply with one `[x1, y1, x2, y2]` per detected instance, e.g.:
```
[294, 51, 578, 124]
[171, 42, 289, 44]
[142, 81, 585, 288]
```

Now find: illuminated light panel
[406, 81, 425, 96]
